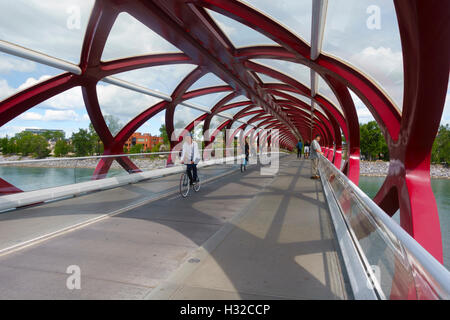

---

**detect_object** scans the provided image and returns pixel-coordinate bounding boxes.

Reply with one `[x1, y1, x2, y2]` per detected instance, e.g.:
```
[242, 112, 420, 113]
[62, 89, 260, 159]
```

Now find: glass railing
[318, 154, 450, 300]
[0, 148, 237, 193]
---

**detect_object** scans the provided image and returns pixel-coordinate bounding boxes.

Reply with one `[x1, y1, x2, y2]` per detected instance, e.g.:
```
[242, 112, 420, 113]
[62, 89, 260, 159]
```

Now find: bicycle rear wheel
[180, 173, 190, 198]
[193, 176, 201, 192]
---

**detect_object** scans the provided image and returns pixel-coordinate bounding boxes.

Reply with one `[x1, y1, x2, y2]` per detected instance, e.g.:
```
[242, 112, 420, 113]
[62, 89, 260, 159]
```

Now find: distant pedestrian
[310, 135, 323, 180]
[304, 141, 310, 159]
[296, 140, 303, 158]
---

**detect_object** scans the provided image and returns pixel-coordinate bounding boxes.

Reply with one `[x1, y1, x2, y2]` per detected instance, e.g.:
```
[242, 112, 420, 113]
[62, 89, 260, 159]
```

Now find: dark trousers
[297, 148, 302, 158]
[186, 163, 198, 184]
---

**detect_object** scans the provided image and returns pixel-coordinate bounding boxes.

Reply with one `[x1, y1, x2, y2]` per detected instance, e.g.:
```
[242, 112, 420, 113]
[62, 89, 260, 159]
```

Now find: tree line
[0, 120, 170, 159]
[359, 121, 449, 165]
[1, 119, 447, 164]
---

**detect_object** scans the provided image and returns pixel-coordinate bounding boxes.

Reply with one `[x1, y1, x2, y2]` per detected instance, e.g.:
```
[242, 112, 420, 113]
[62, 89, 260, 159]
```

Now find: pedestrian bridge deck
[0, 155, 350, 299]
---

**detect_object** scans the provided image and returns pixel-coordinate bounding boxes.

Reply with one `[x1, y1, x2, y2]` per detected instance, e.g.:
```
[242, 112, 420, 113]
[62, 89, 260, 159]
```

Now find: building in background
[24, 129, 65, 137]
[124, 132, 163, 152]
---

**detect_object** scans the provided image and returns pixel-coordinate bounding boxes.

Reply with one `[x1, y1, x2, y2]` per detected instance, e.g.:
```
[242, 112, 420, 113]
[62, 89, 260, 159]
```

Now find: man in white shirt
[181, 132, 200, 185]
[310, 134, 323, 180]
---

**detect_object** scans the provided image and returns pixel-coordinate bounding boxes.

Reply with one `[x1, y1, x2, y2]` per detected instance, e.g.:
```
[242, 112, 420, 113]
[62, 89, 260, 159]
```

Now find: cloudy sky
[0, 0, 448, 139]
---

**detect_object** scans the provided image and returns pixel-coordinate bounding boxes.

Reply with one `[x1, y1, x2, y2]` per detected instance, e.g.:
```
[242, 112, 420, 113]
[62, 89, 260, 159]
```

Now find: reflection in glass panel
[130, 109, 166, 137]
[206, 9, 278, 47]
[0, 0, 95, 63]
[350, 88, 374, 123]
[317, 74, 341, 111]
[252, 117, 270, 127]
[442, 81, 450, 125]
[242, 0, 312, 44]
[183, 91, 230, 110]
[210, 114, 229, 131]
[322, 0, 403, 109]
[256, 73, 285, 84]
[192, 120, 205, 140]
[275, 90, 311, 105]
[97, 81, 162, 136]
[251, 59, 310, 88]
[314, 104, 329, 118]
[235, 114, 256, 125]
[173, 105, 205, 130]
[188, 72, 228, 91]
[226, 95, 251, 105]
[225, 105, 258, 117]
[102, 12, 181, 61]
[112, 64, 197, 95]
[230, 119, 245, 131]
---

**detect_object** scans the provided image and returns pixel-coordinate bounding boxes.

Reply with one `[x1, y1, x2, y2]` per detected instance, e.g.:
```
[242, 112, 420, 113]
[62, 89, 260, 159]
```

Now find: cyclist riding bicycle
[180, 132, 200, 185]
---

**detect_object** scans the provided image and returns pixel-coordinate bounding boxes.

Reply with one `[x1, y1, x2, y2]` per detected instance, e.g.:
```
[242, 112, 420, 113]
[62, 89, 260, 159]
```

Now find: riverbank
[360, 160, 450, 179]
[1, 155, 449, 178]
[0, 155, 167, 170]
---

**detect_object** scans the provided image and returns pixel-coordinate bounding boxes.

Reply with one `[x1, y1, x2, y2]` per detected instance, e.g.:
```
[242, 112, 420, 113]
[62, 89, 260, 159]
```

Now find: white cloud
[0, 0, 94, 63]
[42, 109, 79, 121]
[17, 111, 43, 121]
[18, 109, 81, 121]
[44, 87, 84, 110]
[97, 82, 162, 124]
[0, 54, 36, 74]
[17, 75, 52, 91]
[351, 47, 403, 81]
[0, 79, 15, 100]
[102, 12, 180, 61]
[0, 125, 38, 137]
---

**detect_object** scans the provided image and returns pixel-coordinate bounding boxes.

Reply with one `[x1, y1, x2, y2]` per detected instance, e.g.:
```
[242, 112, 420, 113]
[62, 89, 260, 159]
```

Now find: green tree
[159, 124, 169, 145]
[54, 139, 70, 157]
[0, 137, 9, 154]
[151, 142, 162, 153]
[14, 131, 50, 158]
[32, 135, 51, 158]
[71, 129, 94, 156]
[129, 144, 144, 154]
[88, 123, 104, 155]
[104, 114, 123, 136]
[359, 121, 389, 160]
[431, 124, 450, 165]
[41, 130, 65, 141]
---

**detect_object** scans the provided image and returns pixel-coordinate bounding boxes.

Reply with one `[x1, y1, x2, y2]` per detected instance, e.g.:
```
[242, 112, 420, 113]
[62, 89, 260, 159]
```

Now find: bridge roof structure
[0, 0, 449, 300]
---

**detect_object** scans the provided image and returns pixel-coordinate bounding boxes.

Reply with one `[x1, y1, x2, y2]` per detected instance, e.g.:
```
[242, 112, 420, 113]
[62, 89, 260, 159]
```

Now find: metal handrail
[319, 154, 450, 299]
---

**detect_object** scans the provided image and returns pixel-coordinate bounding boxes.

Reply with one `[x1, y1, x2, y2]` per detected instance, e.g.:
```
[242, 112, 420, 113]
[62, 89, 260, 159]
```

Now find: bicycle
[180, 165, 201, 198]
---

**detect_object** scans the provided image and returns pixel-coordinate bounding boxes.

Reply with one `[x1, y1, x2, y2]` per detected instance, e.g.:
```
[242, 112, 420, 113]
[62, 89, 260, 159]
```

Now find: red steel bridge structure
[0, 0, 448, 272]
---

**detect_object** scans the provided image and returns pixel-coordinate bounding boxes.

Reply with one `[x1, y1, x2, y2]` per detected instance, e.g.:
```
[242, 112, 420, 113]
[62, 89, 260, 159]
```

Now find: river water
[0, 167, 448, 270]
[359, 176, 450, 270]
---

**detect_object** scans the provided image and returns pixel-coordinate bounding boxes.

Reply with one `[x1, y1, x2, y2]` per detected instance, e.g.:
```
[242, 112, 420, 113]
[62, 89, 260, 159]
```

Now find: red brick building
[124, 132, 163, 152]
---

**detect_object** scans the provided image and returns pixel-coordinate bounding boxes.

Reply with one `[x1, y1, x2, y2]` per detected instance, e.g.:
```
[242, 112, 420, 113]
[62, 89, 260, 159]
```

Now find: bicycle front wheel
[180, 173, 190, 198]
[193, 176, 201, 192]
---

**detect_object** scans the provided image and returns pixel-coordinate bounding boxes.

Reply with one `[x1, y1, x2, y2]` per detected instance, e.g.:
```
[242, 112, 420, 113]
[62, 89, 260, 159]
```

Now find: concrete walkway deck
[148, 157, 350, 300]
[0, 155, 350, 299]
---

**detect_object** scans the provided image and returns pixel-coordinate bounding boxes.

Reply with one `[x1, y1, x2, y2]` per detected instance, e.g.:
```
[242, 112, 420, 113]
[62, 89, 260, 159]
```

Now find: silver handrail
[319, 154, 450, 299]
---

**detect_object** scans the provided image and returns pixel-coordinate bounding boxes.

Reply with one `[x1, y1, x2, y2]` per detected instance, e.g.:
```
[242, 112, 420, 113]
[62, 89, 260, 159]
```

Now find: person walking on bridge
[296, 140, 303, 159]
[310, 134, 323, 180]
[304, 141, 310, 158]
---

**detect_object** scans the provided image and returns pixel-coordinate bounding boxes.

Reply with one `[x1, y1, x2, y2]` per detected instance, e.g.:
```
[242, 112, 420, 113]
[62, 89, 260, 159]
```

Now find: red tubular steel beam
[124, 0, 299, 138]
[373, 0, 449, 267]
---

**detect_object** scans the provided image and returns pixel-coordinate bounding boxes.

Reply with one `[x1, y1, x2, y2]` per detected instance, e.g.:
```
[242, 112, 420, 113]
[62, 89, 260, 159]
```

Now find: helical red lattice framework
[0, 0, 448, 264]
